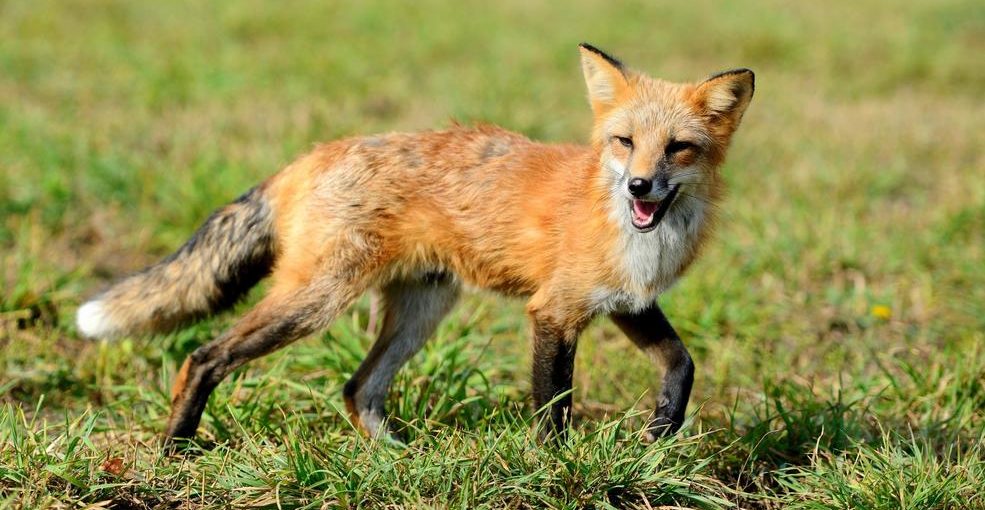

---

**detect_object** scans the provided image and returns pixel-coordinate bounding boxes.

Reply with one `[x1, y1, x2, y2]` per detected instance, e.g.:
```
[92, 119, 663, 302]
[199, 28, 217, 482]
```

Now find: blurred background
[1, 0, 983, 508]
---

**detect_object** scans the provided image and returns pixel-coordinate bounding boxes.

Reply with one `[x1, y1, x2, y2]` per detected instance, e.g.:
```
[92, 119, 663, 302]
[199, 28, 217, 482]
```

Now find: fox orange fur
[77, 44, 754, 446]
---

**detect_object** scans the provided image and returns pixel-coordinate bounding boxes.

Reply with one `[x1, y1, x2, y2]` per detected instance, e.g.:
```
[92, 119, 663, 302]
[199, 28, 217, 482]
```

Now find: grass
[1, 0, 983, 507]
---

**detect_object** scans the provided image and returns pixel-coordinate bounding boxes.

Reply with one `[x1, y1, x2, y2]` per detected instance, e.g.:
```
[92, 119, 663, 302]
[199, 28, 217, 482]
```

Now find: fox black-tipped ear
[579, 43, 631, 116]
[695, 68, 755, 123]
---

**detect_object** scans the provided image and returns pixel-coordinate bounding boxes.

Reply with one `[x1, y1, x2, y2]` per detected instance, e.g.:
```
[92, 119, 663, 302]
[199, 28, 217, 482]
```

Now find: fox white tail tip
[76, 301, 114, 339]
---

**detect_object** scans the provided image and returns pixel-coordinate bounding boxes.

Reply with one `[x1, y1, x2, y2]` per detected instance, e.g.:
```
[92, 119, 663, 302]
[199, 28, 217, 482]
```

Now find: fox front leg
[610, 303, 694, 441]
[527, 295, 589, 443]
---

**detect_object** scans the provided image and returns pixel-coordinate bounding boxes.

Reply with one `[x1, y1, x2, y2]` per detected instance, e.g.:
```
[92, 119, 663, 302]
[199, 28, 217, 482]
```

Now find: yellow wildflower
[871, 305, 892, 320]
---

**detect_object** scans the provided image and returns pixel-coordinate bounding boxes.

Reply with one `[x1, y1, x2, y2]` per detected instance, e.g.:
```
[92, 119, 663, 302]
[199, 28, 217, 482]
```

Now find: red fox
[77, 44, 754, 446]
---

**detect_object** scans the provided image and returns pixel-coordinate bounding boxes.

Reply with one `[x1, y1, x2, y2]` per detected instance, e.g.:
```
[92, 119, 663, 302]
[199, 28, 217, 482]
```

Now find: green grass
[1, 0, 983, 508]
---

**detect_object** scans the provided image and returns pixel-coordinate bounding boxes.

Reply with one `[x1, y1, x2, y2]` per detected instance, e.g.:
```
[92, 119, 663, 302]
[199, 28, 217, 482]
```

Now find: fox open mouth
[629, 184, 680, 232]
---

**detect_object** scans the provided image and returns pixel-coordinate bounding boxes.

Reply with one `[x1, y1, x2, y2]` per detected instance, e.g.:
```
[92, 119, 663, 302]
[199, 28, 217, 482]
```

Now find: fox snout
[627, 177, 651, 197]
[626, 172, 672, 200]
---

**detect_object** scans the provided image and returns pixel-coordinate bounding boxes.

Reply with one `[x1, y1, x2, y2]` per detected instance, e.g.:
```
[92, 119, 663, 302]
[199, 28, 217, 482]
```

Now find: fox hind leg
[343, 272, 460, 440]
[165, 273, 371, 447]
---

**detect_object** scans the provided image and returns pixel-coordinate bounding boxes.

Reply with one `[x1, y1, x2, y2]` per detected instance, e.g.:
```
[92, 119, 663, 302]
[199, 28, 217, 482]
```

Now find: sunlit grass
[1, 0, 983, 508]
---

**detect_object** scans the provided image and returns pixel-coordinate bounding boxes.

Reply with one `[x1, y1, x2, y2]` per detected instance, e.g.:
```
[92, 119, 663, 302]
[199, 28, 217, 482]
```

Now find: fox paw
[642, 415, 682, 443]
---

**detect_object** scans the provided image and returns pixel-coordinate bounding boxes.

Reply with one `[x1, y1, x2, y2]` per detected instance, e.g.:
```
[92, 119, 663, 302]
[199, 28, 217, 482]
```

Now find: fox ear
[579, 43, 631, 116]
[694, 68, 755, 124]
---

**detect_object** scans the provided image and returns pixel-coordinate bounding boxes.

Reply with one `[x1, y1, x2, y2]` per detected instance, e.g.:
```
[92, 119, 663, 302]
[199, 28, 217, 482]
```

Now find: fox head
[579, 43, 754, 233]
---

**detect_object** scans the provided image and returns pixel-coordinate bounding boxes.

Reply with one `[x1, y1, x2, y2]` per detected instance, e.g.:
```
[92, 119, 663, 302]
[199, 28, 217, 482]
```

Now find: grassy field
[2, 0, 983, 508]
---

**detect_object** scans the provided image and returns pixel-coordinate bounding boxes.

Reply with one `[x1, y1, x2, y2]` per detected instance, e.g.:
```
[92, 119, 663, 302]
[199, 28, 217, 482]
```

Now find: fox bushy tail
[77, 187, 276, 339]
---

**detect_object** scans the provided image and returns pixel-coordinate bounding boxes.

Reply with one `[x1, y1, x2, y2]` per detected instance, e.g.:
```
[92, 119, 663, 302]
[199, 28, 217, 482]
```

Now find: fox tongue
[632, 199, 659, 224]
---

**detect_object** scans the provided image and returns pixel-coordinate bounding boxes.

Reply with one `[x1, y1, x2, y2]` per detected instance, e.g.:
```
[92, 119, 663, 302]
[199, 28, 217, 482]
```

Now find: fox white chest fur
[591, 192, 708, 315]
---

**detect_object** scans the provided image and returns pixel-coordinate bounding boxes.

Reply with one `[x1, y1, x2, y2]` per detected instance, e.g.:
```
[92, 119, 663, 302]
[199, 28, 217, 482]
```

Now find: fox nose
[628, 178, 652, 197]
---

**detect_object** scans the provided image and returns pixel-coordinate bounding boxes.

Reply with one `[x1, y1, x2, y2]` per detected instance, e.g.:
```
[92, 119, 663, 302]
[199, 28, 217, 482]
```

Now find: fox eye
[665, 140, 697, 155]
[614, 136, 634, 149]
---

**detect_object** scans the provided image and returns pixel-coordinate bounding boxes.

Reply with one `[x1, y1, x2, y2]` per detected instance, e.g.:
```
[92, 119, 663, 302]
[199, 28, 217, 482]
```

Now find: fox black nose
[628, 178, 652, 197]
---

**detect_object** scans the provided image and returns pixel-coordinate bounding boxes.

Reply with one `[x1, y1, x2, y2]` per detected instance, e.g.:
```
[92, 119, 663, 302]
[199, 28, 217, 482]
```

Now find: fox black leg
[527, 302, 585, 443]
[531, 322, 578, 442]
[610, 303, 694, 440]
